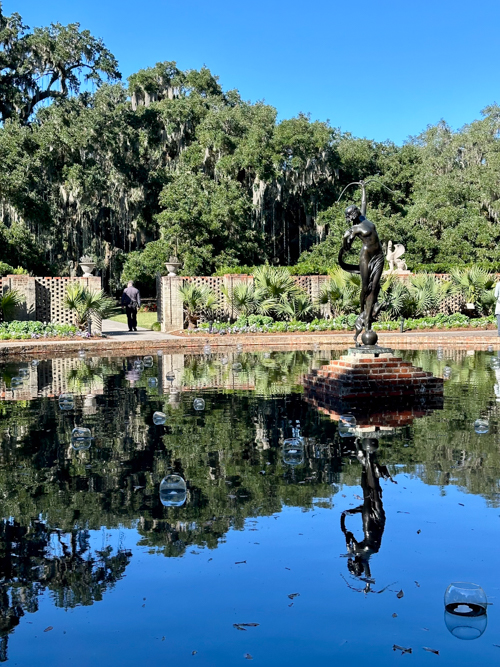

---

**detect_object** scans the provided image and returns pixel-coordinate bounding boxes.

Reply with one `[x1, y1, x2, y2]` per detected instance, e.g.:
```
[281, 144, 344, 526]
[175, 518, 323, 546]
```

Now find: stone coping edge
[1, 331, 500, 359]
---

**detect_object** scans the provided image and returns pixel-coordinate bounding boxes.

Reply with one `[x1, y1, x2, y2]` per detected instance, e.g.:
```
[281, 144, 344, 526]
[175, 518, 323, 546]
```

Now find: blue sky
[10, 0, 500, 144]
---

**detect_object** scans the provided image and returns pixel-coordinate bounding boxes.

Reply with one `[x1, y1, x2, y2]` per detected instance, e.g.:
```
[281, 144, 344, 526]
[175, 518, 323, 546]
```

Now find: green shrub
[0, 321, 77, 338]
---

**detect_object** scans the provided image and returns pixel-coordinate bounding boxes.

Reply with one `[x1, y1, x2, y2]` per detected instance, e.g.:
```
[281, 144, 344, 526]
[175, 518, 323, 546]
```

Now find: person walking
[121, 281, 141, 332]
[495, 280, 500, 337]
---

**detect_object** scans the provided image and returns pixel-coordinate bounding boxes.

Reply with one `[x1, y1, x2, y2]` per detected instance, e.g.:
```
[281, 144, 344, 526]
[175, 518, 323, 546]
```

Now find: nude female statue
[338, 205, 384, 346]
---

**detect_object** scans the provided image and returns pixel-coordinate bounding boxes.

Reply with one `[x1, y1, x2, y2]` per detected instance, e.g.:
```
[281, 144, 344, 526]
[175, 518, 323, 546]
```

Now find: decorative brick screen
[1, 275, 102, 332]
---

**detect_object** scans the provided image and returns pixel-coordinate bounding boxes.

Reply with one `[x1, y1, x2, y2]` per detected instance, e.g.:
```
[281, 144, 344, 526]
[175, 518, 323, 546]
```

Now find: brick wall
[1, 275, 102, 332]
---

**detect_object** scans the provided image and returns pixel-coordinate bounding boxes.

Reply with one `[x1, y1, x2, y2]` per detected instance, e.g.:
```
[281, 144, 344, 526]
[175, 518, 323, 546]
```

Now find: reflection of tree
[0, 519, 131, 662]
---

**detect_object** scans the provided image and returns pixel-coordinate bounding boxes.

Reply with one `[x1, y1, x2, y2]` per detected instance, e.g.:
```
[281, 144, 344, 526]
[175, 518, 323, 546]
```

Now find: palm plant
[253, 266, 302, 315]
[64, 283, 115, 330]
[275, 291, 317, 321]
[407, 273, 452, 317]
[221, 283, 259, 318]
[450, 267, 495, 314]
[178, 283, 218, 329]
[379, 275, 413, 319]
[0, 289, 23, 321]
[316, 268, 360, 317]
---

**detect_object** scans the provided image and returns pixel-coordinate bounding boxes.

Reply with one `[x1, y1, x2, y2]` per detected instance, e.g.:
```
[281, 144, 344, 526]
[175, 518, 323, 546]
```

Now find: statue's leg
[354, 313, 364, 347]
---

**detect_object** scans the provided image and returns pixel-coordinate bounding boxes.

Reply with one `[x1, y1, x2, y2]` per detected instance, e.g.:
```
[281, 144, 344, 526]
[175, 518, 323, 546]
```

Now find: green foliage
[120, 238, 171, 296]
[0, 320, 76, 339]
[0, 288, 23, 321]
[63, 283, 115, 329]
[450, 266, 495, 314]
[178, 283, 218, 328]
[0, 6, 120, 124]
[317, 268, 360, 317]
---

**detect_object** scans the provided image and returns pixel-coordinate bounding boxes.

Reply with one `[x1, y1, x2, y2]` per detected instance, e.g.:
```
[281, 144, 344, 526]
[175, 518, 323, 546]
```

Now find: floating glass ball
[443, 366, 452, 379]
[143, 356, 154, 368]
[18, 368, 29, 378]
[232, 362, 243, 372]
[444, 583, 487, 640]
[157, 350, 163, 356]
[203, 344, 211, 355]
[133, 359, 144, 371]
[283, 438, 304, 466]
[338, 414, 356, 437]
[193, 397, 205, 411]
[487, 345, 494, 353]
[78, 350, 86, 358]
[166, 371, 175, 382]
[437, 347, 444, 360]
[31, 359, 39, 367]
[10, 377, 24, 388]
[58, 393, 75, 410]
[153, 411, 167, 425]
[220, 357, 228, 365]
[263, 352, 271, 359]
[159, 475, 187, 507]
[490, 356, 500, 369]
[474, 418, 489, 434]
[147, 377, 158, 388]
[71, 427, 92, 451]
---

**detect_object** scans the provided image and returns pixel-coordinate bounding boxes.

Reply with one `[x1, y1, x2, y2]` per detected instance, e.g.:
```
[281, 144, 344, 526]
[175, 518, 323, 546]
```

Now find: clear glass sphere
[153, 411, 167, 425]
[159, 475, 187, 507]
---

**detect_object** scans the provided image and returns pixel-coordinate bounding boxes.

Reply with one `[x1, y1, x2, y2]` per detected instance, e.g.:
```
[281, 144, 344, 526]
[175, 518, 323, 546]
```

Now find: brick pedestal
[303, 348, 444, 425]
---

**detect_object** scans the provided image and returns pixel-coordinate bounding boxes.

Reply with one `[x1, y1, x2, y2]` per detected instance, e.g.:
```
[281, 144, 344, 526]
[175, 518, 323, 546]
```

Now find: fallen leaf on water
[233, 625, 247, 631]
[417, 529, 421, 534]
[423, 647, 440, 655]
[397, 511, 410, 514]
[192, 650, 197, 655]
[354, 494, 362, 500]
[244, 654, 253, 660]
[342, 494, 346, 498]
[208, 558, 212, 562]
[458, 503, 464, 506]
[237, 623, 259, 627]
[393, 644, 412, 655]
[162, 637, 165, 641]
[44, 626, 53, 632]
[288, 603, 293, 607]
[235, 561, 246, 565]
[288, 593, 300, 599]
[397, 590, 404, 599]
[392, 613, 398, 618]
[415, 581, 420, 587]
[228, 494, 237, 499]
[493, 644, 500, 648]
[190, 550, 200, 555]
[285, 567, 291, 570]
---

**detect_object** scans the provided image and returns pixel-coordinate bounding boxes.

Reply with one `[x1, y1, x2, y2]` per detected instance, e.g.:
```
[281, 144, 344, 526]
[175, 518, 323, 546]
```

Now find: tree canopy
[0, 5, 499, 292]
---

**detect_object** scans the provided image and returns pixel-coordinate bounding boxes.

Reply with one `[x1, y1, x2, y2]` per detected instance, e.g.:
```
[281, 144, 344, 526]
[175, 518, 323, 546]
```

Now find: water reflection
[340, 438, 393, 593]
[0, 349, 498, 660]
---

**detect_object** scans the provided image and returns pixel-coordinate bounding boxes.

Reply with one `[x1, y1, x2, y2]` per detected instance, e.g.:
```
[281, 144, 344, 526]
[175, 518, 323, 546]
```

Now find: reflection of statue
[386, 241, 407, 272]
[340, 439, 394, 592]
[339, 206, 385, 346]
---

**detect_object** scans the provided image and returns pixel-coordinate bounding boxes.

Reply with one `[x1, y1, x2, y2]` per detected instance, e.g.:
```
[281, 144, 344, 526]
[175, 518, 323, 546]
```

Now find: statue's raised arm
[338, 205, 384, 347]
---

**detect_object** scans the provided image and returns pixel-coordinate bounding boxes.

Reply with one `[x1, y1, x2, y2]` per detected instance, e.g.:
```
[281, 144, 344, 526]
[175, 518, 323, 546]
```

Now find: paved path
[101, 319, 181, 340]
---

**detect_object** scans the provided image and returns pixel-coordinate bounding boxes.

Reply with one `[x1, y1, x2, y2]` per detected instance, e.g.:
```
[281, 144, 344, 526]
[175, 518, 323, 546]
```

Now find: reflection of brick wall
[1, 275, 102, 331]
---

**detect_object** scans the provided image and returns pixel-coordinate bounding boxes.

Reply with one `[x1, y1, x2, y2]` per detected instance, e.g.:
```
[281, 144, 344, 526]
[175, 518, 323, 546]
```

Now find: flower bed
[0, 321, 81, 340]
[190, 313, 496, 335]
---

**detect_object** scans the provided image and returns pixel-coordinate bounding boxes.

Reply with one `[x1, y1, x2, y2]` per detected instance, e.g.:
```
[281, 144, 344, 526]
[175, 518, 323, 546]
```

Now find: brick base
[303, 349, 444, 427]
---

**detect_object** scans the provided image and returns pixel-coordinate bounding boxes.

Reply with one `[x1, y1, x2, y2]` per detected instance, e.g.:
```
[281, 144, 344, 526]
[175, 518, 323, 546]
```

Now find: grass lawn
[108, 309, 158, 330]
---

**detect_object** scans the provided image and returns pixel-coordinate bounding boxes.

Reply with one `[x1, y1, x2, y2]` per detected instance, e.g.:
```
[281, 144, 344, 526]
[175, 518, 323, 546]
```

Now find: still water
[0, 348, 499, 665]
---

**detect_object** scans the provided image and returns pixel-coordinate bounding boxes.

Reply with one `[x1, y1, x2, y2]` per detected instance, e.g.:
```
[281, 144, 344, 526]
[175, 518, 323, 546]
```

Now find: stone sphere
[361, 329, 378, 346]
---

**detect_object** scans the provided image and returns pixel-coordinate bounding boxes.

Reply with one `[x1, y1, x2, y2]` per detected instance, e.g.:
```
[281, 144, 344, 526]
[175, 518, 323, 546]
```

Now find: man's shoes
[129, 329, 133, 332]
[133, 328, 138, 332]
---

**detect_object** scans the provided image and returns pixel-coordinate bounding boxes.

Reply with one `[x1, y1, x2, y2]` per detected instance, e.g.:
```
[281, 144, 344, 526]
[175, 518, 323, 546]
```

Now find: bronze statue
[338, 205, 384, 346]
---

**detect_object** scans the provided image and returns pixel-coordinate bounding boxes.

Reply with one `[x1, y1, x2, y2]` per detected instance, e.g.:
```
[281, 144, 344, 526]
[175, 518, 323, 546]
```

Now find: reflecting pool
[0, 349, 499, 665]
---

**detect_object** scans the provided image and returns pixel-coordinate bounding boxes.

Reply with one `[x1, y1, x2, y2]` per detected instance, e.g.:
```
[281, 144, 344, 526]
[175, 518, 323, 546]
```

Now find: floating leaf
[44, 626, 53, 632]
[423, 647, 440, 655]
[244, 654, 253, 660]
[397, 590, 404, 599]
[233, 625, 247, 631]
[417, 529, 421, 534]
[235, 560, 246, 564]
[288, 593, 300, 599]
[192, 650, 197, 655]
[392, 613, 398, 618]
[393, 645, 412, 655]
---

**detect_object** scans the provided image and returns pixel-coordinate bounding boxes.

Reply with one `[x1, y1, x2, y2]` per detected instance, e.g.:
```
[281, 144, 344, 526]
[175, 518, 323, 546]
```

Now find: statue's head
[345, 205, 361, 222]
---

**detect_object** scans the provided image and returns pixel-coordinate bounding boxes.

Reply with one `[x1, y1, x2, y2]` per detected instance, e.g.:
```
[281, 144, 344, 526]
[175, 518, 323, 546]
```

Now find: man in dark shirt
[121, 281, 141, 332]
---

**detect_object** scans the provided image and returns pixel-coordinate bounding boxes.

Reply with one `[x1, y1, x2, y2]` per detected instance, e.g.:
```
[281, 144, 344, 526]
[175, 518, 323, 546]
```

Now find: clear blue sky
[9, 0, 500, 144]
